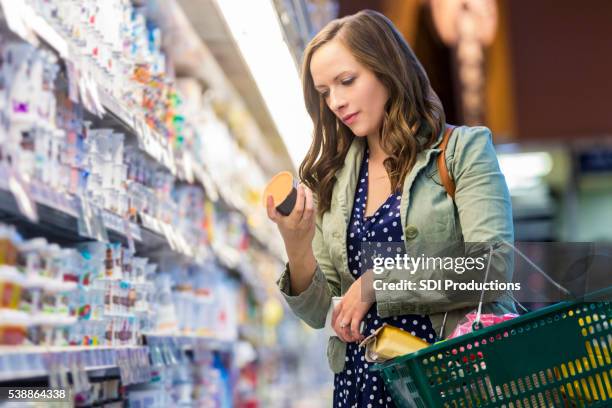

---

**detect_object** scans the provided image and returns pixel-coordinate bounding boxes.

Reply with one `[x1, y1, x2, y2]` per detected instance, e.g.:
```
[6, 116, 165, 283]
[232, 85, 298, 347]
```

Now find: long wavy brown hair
[299, 10, 446, 217]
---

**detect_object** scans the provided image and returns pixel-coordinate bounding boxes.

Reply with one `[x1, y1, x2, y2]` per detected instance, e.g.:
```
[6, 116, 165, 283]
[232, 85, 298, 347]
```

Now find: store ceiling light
[214, 0, 312, 169]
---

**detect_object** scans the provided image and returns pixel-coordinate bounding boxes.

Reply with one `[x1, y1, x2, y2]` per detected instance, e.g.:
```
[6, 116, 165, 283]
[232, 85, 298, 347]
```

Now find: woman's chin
[350, 127, 368, 137]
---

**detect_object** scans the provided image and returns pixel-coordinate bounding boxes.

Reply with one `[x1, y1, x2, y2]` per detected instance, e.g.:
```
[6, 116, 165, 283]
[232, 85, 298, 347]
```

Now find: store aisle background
[0, 0, 610, 407]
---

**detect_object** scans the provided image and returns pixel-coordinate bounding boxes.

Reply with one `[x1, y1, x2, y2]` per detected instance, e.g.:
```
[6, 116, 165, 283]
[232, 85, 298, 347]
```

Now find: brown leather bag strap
[437, 125, 457, 199]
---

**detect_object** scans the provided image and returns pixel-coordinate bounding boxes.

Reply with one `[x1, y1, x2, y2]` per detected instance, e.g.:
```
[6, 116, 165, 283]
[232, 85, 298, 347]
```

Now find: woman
[266, 9, 515, 407]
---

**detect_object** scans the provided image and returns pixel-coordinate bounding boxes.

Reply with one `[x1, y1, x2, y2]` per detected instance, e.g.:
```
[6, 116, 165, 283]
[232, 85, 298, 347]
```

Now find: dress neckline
[362, 147, 399, 221]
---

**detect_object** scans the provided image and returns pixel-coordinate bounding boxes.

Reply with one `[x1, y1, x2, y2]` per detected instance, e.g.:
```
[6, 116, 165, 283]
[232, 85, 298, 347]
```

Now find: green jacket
[276, 125, 516, 373]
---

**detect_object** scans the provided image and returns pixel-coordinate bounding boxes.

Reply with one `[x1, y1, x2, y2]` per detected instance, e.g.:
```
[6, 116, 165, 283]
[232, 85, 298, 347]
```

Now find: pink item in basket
[448, 312, 519, 339]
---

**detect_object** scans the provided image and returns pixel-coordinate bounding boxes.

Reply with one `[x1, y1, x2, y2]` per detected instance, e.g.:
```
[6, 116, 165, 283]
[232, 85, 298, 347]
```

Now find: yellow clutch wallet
[358, 323, 430, 363]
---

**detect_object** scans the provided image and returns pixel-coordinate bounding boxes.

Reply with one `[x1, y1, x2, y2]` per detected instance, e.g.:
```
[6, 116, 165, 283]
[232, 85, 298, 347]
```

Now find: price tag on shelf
[40, 185, 52, 206]
[77, 198, 108, 242]
[81, 350, 92, 368]
[78, 73, 95, 116]
[134, 119, 146, 150]
[50, 189, 63, 210]
[130, 222, 142, 241]
[102, 211, 116, 230]
[99, 87, 134, 129]
[159, 147, 168, 170]
[66, 59, 80, 103]
[169, 150, 177, 175]
[8, 170, 38, 222]
[86, 73, 104, 116]
[123, 215, 136, 253]
[181, 152, 195, 183]
[158, 133, 168, 148]
[66, 195, 80, 217]
[160, 222, 177, 251]
[61, 194, 76, 217]
[198, 166, 219, 202]
[138, 348, 150, 383]
[174, 229, 189, 256]
[0, 0, 36, 43]
[174, 232, 191, 258]
[0, 165, 9, 190]
[152, 138, 164, 165]
[104, 349, 114, 366]
[28, 7, 69, 58]
[140, 213, 154, 231]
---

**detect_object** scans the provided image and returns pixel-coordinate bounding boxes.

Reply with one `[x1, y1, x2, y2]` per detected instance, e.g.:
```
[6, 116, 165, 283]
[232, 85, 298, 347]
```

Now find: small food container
[263, 171, 298, 216]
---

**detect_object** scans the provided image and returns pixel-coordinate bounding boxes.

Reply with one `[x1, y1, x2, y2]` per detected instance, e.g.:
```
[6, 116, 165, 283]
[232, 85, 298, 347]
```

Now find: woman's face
[310, 39, 389, 138]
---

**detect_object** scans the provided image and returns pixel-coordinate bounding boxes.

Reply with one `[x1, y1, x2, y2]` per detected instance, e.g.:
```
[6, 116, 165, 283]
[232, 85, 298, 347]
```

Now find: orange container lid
[263, 171, 294, 207]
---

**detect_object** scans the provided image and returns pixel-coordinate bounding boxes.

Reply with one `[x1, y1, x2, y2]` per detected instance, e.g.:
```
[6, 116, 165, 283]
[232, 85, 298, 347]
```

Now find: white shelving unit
[0, 1, 285, 396]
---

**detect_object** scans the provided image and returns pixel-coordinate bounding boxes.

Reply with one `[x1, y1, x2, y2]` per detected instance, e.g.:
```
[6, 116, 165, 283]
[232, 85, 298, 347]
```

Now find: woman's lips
[343, 112, 359, 125]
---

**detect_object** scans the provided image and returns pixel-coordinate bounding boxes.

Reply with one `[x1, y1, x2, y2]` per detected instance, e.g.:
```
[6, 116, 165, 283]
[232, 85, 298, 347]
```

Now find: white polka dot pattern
[334, 147, 436, 407]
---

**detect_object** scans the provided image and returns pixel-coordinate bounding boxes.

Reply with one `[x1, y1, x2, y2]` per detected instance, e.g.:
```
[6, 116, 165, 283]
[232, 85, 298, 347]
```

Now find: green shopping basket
[371, 288, 612, 408]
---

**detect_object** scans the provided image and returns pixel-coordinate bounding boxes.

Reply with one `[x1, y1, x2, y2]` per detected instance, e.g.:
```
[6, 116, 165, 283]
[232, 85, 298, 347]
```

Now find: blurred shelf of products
[0, 0, 335, 406]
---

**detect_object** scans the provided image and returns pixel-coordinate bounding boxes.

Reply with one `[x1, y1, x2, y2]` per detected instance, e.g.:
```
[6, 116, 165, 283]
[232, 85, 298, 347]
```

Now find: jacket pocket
[327, 336, 346, 373]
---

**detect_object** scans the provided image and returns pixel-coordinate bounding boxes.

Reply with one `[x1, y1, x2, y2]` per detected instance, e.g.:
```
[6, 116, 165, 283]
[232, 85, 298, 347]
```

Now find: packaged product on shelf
[0, 227, 81, 346]
[0, 42, 62, 181]
[174, 185, 210, 248]
[68, 241, 155, 346]
[192, 266, 216, 337]
[133, 338, 234, 408]
[0, 232, 28, 344]
[151, 273, 178, 334]
[0, 225, 19, 265]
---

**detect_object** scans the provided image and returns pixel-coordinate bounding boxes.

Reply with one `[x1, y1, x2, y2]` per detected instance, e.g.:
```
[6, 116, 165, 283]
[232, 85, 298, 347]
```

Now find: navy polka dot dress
[333, 147, 437, 408]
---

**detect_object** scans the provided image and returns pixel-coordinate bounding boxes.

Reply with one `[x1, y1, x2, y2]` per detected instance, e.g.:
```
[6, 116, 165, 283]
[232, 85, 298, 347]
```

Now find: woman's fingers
[336, 323, 351, 343]
[349, 317, 364, 343]
[266, 183, 314, 232]
[333, 316, 345, 341]
[299, 185, 314, 227]
[266, 195, 279, 222]
[333, 303, 364, 343]
[289, 184, 306, 224]
[332, 303, 349, 342]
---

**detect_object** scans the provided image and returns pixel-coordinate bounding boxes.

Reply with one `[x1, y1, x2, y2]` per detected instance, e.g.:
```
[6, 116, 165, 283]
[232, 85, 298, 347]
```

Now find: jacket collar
[334, 126, 446, 221]
[334, 137, 366, 223]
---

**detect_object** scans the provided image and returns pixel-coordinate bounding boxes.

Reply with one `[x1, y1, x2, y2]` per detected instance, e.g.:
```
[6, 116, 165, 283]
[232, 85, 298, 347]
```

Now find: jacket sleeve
[276, 217, 341, 329]
[449, 126, 515, 306]
[452, 126, 514, 284]
[375, 126, 515, 317]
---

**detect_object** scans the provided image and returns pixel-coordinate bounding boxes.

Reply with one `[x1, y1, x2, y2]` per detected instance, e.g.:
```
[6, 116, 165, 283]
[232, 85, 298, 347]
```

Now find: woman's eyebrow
[314, 70, 351, 89]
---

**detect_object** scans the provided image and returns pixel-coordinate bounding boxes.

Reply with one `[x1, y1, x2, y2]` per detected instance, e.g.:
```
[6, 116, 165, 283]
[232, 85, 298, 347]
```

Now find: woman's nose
[329, 89, 347, 112]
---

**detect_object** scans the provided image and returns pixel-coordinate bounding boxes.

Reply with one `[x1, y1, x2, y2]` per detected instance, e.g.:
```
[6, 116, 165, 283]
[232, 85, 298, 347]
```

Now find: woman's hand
[332, 271, 375, 343]
[266, 183, 316, 260]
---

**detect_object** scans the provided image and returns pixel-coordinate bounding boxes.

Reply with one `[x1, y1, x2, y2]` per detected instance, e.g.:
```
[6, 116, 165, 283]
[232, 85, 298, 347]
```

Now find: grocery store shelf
[0, 336, 236, 383]
[0, 2, 285, 301]
[171, 0, 295, 176]
[0, 345, 148, 382]
[94, 88, 178, 177]
[0, 177, 274, 301]
[1, 2, 219, 194]
[0, 168, 201, 260]
[0, 185, 135, 248]
[144, 333, 234, 353]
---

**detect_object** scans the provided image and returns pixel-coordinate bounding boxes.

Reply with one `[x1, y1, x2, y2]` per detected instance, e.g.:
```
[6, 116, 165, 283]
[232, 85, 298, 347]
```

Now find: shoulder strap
[437, 125, 457, 199]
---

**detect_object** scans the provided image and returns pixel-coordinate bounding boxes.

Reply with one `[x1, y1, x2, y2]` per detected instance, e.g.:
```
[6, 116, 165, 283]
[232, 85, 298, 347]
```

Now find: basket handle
[438, 240, 575, 339]
[473, 241, 573, 333]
